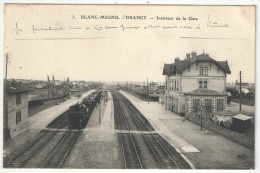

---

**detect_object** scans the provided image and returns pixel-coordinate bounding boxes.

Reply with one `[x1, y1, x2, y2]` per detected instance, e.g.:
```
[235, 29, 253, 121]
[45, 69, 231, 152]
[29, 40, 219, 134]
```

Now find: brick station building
[4, 80, 30, 139]
[162, 51, 231, 115]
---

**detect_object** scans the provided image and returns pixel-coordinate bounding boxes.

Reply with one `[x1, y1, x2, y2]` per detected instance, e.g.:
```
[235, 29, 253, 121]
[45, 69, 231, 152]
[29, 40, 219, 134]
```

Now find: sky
[4, 5, 255, 83]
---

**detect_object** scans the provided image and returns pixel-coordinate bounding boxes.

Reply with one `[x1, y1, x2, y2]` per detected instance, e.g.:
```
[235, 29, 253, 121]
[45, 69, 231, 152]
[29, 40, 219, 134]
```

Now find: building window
[200, 67, 203, 75]
[204, 67, 208, 75]
[16, 93, 21, 105]
[199, 81, 203, 88]
[204, 81, 207, 88]
[170, 79, 172, 91]
[16, 111, 21, 124]
[217, 99, 224, 112]
[176, 79, 179, 91]
[199, 81, 207, 88]
[205, 99, 212, 113]
[170, 79, 173, 91]
[192, 99, 200, 113]
[199, 66, 208, 75]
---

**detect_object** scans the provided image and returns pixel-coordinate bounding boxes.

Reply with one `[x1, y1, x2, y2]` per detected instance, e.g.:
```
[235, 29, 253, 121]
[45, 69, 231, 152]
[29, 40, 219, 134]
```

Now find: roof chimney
[11, 79, 17, 89]
[191, 51, 197, 61]
[175, 57, 180, 62]
[186, 53, 191, 61]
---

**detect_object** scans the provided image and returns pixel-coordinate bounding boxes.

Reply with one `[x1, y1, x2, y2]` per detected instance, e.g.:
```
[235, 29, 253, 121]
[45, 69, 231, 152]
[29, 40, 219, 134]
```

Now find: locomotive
[68, 90, 102, 129]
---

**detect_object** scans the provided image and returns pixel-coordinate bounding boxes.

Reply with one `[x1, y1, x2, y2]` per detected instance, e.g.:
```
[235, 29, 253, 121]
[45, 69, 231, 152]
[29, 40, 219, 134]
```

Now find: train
[68, 90, 102, 129]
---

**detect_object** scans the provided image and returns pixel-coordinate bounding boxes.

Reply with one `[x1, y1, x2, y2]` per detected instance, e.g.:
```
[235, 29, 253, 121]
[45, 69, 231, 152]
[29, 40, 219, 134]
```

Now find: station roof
[162, 52, 231, 75]
[232, 114, 253, 121]
[162, 63, 173, 75]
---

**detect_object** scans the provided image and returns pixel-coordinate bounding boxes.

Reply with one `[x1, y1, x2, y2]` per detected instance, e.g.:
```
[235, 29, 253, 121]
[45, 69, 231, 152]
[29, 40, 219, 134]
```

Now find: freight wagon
[68, 90, 102, 129]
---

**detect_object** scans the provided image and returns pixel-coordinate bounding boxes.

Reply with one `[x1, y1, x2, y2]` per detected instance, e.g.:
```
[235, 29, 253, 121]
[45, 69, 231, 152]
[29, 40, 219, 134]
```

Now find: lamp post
[99, 102, 101, 123]
[147, 78, 149, 104]
[239, 71, 242, 112]
[200, 102, 203, 130]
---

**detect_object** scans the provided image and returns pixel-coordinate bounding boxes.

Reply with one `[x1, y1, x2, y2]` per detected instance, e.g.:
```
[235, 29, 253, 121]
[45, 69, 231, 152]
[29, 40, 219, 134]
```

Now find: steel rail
[7, 111, 69, 168]
[126, 99, 182, 168]
[153, 135, 189, 168]
[112, 91, 143, 169]
[119, 94, 164, 169]
[121, 96, 154, 130]
[47, 110, 69, 128]
[57, 131, 81, 168]
[18, 131, 59, 168]
[123, 96, 180, 167]
[41, 131, 71, 168]
[112, 95, 127, 169]
[121, 95, 181, 169]
[117, 93, 143, 169]
[113, 91, 142, 168]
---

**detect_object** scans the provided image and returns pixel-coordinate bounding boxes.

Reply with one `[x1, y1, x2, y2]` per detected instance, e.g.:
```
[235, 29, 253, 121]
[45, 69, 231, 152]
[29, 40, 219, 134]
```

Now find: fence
[123, 89, 159, 102]
[28, 96, 70, 117]
[29, 94, 69, 108]
[186, 113, 254, 149]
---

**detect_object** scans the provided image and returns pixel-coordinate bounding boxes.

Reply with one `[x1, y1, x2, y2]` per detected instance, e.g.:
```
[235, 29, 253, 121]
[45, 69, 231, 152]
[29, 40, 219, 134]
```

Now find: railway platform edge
[119, 91, 196, 169]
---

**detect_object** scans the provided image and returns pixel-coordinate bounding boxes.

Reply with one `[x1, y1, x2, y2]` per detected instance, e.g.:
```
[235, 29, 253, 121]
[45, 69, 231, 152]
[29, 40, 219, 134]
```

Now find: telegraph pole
[5, 53, 8, 79]
[4, 53, 9, 140]
[147, 77, 149, 104]
[239, 71, 242, 112]
[99, 102, 101, 123]
[200, 102, 203, 130]
[47, 75, 50, 99]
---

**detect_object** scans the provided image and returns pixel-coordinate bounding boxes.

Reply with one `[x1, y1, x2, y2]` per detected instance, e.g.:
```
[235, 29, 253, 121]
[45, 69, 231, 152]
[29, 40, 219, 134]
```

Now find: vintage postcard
[2, 3, 256, 170]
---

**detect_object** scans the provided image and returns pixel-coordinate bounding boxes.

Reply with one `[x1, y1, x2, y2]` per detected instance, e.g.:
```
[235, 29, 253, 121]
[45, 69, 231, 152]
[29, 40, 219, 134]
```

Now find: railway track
[47, 110, 69, 129]
[6, 110, 80, 168]
[41, 131, 81, 168]
[112, 90, 191, 169]
[122, 94, 190, 168]
[113, 93, 142, 168]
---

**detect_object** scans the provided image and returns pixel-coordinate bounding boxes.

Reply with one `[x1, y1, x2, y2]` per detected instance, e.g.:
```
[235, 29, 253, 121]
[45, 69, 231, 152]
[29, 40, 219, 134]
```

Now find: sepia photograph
[1, 1, 257, 171]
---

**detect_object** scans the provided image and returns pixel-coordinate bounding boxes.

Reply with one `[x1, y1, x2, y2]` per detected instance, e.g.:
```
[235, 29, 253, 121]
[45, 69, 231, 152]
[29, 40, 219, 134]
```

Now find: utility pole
[200, 102, 203, 130]
[5, 53, 8, 79]
[4, 53, 9, 140]
[99, 102, 101, 123]
[47, 75, 50, 99]
[239, 71, 242, 112]
[147, 77, 149, 104]
[53, 75, 56, 98]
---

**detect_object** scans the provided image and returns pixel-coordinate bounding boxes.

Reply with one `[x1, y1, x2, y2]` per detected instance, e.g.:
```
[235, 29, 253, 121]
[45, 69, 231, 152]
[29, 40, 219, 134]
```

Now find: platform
[120, 91, 199, 154]
[4, 90, 95, 157]
[120, 91, 254, 169]
[63, 91, 121, 168]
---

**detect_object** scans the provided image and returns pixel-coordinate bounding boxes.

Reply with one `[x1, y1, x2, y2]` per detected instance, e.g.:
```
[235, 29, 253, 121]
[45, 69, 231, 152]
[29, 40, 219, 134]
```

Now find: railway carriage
[68, 90, 102, 129]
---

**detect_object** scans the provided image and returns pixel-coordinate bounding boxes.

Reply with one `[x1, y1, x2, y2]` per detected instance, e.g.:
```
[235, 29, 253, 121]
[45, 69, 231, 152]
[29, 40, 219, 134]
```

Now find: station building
[4, 80, 30, 139]
[162, 51, 231, 115]
[69, 89, 79, 97]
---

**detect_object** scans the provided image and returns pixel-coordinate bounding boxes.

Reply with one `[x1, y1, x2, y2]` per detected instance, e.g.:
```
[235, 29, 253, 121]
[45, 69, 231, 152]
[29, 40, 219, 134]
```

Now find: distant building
[155, 85, 165, 103]
[162, 51, 231, 114]
[4, 80, 30, 139]
[69, 88, 81, 97]
[35, 84, 44, 88]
